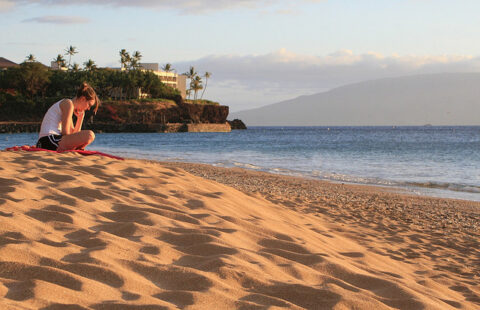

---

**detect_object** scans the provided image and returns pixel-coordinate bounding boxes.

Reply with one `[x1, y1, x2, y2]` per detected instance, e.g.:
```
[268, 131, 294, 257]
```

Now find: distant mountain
[230, 73, 480, 126]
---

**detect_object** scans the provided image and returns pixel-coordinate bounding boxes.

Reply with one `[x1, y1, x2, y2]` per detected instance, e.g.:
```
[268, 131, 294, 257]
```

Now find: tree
[183, 66, 197, 99]
[25, 54, 36, 62]
[64, 45, 78, 68]
[130, 51, 142, 70]
[71, 63, 80, 72]
[200, 72, 211, 99]
[83, 59, 97, 71]
[162, 63, 173, 72]
[119, 49, 130, 70]
[19, 62, 51, 99]
[191, 75, 203, 102]
[53, 54, 66, 70]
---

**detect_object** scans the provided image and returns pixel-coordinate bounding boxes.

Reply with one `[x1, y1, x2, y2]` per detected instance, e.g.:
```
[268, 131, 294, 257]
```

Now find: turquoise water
[2, 126, 480, 202]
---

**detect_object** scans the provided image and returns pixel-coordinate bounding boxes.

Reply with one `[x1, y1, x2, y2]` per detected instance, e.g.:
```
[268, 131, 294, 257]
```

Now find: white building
[50, 61, 68, 71]
[139, 63, 187, 99]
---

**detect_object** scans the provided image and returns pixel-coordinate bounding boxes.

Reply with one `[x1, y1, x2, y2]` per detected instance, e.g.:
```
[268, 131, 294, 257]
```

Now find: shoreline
[160, 161, 480, 231]
[1, 150, 479, 308]
[159, 159, 480, 203]
[2, 128, 479, 203]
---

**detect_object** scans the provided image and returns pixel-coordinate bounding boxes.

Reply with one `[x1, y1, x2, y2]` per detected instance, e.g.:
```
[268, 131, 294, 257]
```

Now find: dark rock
[0, 100, 232, 133]
[94, 101, 229, 125]
[0, 122, 40, 133]
[227, 119, 247, 130]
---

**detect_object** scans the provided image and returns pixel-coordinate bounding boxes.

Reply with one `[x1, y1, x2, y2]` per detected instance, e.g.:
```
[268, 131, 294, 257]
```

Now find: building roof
[0, 57, 19, 69]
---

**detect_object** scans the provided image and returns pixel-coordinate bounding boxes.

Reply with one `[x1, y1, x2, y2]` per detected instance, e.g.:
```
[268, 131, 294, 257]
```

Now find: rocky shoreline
[0, 120, 246, 133]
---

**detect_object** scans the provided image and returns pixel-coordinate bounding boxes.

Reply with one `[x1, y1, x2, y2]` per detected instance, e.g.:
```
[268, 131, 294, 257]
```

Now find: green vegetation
[65, 45, 78, 68]
[184, 99, 219, 106]
[183, 66, 212, 103]
[0, 59, 181, 121]
[25, 54, 36, 62]
[0, 47, 215, 123]
[119, 49, 142, 70]
[162, 63, 173, 72]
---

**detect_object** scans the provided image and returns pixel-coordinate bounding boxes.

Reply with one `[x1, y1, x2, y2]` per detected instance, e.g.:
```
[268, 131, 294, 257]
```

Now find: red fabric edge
[5, 145, 124, 160]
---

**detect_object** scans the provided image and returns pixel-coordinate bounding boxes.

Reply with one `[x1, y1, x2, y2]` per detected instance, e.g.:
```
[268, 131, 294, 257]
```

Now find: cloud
[22, 15, 90, 24]
[0, 0, 14, 12]
[2, 0, 320, 14]
[172, 49, 480, 109]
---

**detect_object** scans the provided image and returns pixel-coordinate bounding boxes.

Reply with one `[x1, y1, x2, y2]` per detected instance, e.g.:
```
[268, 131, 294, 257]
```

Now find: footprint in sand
[0, 232, 27, 247]
[0, 262, 83, 294]
[121, 291, 141, 301]
[241, 283, 342, 309]
[339, 252, 365, 258]
[65, 187, 111, 202]
[40, 303, 89, 310]
[130, 262, 213, 291]
[40, 172, 76, 183]
[258, 238, 326, 266]
[0, 177, 19, 195]
[26, 209, 74, 224]
[140, 245, 160, 255]
[4, 280, 35, 302]
[100, 210, 155, 226]
[89, 303, 166, 310]
[0, 210, 13, 217]
[185, 199, 205, 209]
[153, 291, 194, 308]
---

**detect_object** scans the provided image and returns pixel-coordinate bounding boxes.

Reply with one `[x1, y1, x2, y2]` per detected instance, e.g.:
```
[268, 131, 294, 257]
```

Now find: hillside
[230, 73, 480, 126]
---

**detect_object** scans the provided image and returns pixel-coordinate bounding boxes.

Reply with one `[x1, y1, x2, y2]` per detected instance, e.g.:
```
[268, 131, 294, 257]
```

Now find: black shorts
[36, 134, 62, 151]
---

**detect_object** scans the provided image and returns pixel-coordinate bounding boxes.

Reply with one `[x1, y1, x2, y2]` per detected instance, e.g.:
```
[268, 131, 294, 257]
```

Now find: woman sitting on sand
[36, 82, 100, 151]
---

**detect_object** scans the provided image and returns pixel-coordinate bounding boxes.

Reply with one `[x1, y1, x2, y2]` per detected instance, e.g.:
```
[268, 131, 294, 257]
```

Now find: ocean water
[2, 126, 480, 202]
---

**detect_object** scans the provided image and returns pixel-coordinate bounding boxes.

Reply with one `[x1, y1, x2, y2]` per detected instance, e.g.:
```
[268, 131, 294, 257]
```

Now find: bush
[0, 66, 183, 121]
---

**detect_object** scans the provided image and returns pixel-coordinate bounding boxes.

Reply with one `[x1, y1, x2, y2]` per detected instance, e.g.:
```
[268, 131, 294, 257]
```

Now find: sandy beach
[0, 150, 478, 309]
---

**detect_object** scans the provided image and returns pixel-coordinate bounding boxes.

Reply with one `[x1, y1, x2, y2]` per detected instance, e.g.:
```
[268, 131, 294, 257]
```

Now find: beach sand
[0, 150, 478, 309]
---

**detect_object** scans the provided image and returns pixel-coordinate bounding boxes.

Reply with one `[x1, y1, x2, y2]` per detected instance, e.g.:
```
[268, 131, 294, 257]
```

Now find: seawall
[0, 122, 232, 133]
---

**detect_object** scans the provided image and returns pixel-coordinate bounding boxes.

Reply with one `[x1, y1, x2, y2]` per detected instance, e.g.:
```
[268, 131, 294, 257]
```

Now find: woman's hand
[74, 109, 85, 118]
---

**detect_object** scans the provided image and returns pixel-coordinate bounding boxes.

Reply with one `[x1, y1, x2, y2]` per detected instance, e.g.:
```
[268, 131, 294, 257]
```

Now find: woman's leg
[57, 130, 95, 151]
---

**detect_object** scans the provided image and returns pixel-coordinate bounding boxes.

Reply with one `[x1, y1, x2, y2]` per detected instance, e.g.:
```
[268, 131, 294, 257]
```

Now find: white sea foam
[2, 127, 480, 201]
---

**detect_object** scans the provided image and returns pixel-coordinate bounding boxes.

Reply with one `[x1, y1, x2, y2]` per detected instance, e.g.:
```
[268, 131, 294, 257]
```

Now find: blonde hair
[76, 82, 100, 114]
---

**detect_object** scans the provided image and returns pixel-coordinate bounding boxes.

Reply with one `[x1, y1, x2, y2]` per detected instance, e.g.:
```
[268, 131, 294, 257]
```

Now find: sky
[2, 0, 480, 111]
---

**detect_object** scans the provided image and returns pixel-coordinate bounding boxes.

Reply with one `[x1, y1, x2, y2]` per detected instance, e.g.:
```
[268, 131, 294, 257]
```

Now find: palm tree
[119, 49, 130, 70]
[25, 54, 36, 62]
[131, 51, 142, 70]
[162, 63, 173, 72]
[64, 45, 78, 68]
[83, 59, 96, 71]
[53, 54, 66, 69]
[183, 66, 197, 99]
[185, 66, 197, 79]
[200, 72, 211, 100]
[191, 75, 203, 102]
[71, 63, 80, 72]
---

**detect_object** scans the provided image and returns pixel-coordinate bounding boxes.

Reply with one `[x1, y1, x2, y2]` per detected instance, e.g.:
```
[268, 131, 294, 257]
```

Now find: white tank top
[39, 100, 64, 138]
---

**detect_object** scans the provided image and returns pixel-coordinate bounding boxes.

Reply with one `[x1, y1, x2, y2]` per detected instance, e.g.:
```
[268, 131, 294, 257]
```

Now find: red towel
[5, 145, 124, 160]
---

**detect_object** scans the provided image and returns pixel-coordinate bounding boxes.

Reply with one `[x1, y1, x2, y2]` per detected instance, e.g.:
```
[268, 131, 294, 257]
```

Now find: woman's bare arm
[60, 99, 75, 135]
[73, 110, 85, 133]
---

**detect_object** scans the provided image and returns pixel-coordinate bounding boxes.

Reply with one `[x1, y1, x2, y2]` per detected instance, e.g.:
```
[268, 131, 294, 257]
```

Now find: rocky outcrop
[84, 122, 231, 133]
[84, 122, 186, 133]
[227, 119, 247, 130]
[180, 103, 229, 124]
[0, 100, 241, 133]
[0, 122, 40, 133]
[94, 101, 229, 125]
